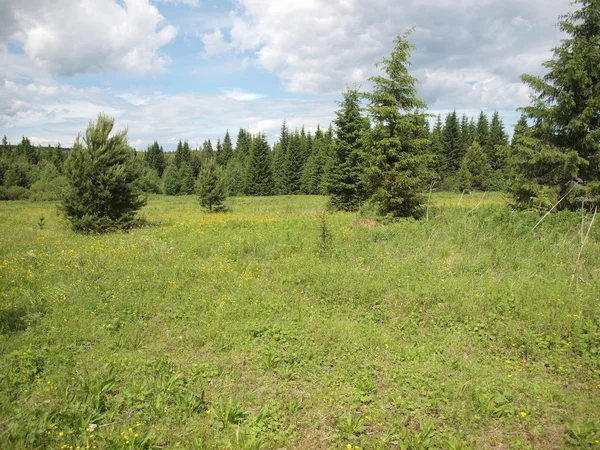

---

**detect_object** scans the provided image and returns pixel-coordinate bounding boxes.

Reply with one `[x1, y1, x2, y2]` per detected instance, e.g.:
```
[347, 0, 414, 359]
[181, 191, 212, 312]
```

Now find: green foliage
[513, 0, 600, 209]
[442, 110, 462, 173]
[163, 164, 181, 196]
[457, 142, 491, 191]
[363, 31, 431, 218]
[144, 141, 166, 177]
[325, 89, 369, 211]
[284, 131, 304, 194]
[179, 163, 196, 195]
[245, 133, 273, 196]
[61, 113, 147, 232]
[196, 158, 226, 211]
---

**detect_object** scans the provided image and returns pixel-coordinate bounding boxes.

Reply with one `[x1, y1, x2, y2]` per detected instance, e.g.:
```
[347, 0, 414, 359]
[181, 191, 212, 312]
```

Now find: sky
[0, 0, 575, 150]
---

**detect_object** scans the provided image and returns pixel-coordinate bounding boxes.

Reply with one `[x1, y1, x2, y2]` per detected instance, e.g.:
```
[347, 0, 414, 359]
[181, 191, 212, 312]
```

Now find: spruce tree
[430, 114, 446, 176]
[489, 111, 509, 171]
[61, 113, 146, 232]
[196, 157, 226, 211]
[476, 112, 491, 157]
[442, 110, 462, 173]
[245, 133, 273, 196]
[363, 31, 431, 218]
[163, 164, 180, 195]
[174, 140, 191, 168]
[285, 130, 303, 194]
[325, 89, 369, 211]
[180, 162, 196, 195]
[145, 141, 166, 177]
[510, 0, 600, 209]
[221, 131, 234, 167]
[457, 142, 491, 191]
[272, 121, 290, 194]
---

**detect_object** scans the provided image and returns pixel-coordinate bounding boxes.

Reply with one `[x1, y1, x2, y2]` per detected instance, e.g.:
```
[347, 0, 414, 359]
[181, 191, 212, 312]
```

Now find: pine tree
[196, 157, 226, 211]
[457, 142, 491, 191]
[363, 31, 431, 218]
[221, 131, 234, 167]
[145, 141, 166, 177]
[476, 112, 490, 156]
[442, 110, 462, 173]
[180, 162, 196, 195]
[325, 89, 369, 210]
[163, 164, 181, 196]
[245, 133, 273, 196]
[510, 0, 600, 209]
[272, 121, 290, 194]
[489, 111, 509, 171]
[285, 130, 304, 194]
[61, 113, 146, 232]
[430, 114, 445, 176]
[174, 140, 191, 168]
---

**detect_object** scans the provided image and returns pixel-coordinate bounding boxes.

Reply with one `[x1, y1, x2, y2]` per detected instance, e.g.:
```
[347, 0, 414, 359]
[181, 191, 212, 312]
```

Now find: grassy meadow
[1, 193, 600, 449]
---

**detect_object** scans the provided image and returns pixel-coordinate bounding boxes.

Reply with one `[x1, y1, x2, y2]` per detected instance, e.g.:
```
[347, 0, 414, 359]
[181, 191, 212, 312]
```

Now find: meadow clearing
[0, 193, 599, 449]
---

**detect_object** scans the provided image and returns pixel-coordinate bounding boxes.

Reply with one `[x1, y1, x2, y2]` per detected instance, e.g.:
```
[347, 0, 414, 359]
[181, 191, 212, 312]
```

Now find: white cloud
[222, 88, 264, 101]
[0, 75, 334, 148]
[201, 28, 232, 56]
[153, 0, 200, 6]
[220, 0, 574, 111]
[3, 0, 177, 76]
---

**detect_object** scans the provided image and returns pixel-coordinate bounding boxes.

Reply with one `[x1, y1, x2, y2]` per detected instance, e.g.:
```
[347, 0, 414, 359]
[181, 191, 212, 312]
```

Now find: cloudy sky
[0, 0, 573, 150]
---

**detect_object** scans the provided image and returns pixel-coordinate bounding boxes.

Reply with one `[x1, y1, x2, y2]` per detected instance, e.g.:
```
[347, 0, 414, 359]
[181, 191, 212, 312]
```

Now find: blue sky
[0, 0, 573, 150]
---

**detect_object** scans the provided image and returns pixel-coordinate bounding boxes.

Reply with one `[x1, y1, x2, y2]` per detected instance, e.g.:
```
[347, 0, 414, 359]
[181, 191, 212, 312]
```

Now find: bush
[61, 113, 146, 232]
[2, 186, 30, 200]
[29, 177, 68, 201]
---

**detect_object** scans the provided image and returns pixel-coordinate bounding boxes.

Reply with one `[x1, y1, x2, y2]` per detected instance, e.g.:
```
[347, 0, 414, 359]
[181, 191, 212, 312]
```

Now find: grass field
[1, 193, 599, 449]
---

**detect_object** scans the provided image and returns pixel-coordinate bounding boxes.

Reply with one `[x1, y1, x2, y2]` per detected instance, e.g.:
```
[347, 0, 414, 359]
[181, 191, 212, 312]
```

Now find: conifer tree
[180, 162, 196, 195]
[442, 110, 462, 173]
[457, 142, 491, 191]
[163, 164, 180, 196]
[510, 0, 600, 209]
[245, 133, 273, 196]
[174, 140, 191, 168]
[489, 111, 509, 171]
[61, 113, 146, 232]
[272, 121, 290, 194]
[476, 112, 490, 155]
[221, 131, 234, 167]
[285, 130, 304, 194]
[196, 157, 226, 211]
[430, 114, 446, 176]
[145, 141, 166, 176]
[201, 139, 214, 163]
[325, 89, 369, 210]
[363, 31, 431, 218]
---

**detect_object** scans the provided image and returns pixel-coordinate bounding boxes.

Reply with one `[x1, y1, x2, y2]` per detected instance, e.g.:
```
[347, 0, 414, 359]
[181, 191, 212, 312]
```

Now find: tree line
[1, 0, 598, 230]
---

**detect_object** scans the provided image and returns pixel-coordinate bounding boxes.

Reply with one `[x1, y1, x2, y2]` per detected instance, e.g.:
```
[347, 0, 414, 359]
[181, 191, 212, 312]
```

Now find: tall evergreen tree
[163, 164, 181, 196]
[174, 140, 191, 168]
[363, 31, 431, 218]
[510, 0, 600, 209]
[302, 127, 330, 195]
[245, 133, 273, 196]
[196, 157, 226, 211]
[475, 112, 490, 155]
[488, 111, 509, 171]
[221, 131, 234, 166]
[430, 114, 445, 176]
[61, 113, 146, 232]
[457, 142, 491, 191]
[285, 130, 304, 194]
[145, 141, 166, 177]
[325, 89, 369, 211]
[272, 121, 290, 194]
[442, 110, 462, 173]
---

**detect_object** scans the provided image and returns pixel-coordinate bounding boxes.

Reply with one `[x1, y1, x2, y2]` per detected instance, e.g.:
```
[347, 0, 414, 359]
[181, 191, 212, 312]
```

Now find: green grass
[1, 193, 599, 449]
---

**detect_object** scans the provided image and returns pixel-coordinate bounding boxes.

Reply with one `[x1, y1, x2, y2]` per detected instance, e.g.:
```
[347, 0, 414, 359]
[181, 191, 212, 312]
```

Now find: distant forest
[0, 109, 510, 201]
